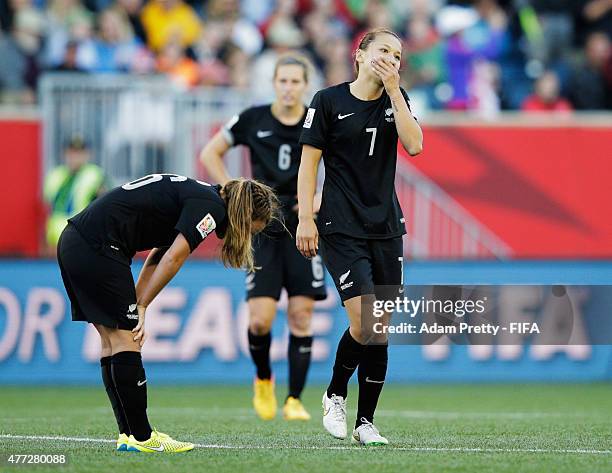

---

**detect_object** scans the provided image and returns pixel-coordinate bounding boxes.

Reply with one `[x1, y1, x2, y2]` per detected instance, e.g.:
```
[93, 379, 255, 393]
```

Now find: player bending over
[296, 28, 423, 446]
[57, 174, 278, 452]
[200, 53, 326, 421]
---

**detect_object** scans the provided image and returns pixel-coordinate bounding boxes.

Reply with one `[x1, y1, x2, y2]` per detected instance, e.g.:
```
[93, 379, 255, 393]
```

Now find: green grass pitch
[0, 384, 610, 472]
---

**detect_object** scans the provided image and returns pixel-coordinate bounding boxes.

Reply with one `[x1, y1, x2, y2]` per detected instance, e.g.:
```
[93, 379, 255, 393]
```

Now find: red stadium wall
[404, 125, 612, 258]
[1, 118, 611, 259]
[0, 118, 41, 257]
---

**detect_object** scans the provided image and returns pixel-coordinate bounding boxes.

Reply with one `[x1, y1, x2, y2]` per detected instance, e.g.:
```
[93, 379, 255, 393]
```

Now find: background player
[296, 28, 423, 445]
[57, 174, 278, 452]
[200, 53, 327, 421]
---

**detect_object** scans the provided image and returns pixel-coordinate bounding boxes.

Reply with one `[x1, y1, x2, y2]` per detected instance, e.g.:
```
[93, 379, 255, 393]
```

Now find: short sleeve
[175, 199, 226, 252]
[299, 90, 330, 150]
[222, 108, 253, 146]
[400, 87, 416, 120]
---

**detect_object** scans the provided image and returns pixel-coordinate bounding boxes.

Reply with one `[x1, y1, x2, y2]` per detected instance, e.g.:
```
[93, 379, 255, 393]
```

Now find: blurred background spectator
[0, 0, 610, 111]
[521, 69, 573, 112]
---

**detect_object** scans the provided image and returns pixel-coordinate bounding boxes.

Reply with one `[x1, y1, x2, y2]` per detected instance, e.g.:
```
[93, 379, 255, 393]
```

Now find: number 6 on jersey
[278, 144, 292, 170]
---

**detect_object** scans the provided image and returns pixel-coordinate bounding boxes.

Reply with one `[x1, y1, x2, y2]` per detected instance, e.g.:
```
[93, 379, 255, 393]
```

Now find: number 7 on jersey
[366, 127, 377, 157]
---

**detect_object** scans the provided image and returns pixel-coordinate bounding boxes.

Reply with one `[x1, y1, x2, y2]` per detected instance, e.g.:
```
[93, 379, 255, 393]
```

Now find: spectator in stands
[321, 35, 353, 85]
[140, 0, 201, 53]
[76, 8, 141, 72]
[112, 0, 147, 45]
[438, 2, 508, 111]
[45, 0, 94, 67]
[194, 20, 232, 86]
[157, 39, 200, 88]
[0, 0, 46, 104]
[521, 70, 573, 112]
[0, 32, 29, 103]
[205, 0, 262, 57]
[53, 39, 85, 71]
[43, 135, 108, 250]
[301, 0, 354, 70]
[520, 0, 578, 67]
[403, 7, 446, 108]
[579, 0, 612, 43]
[221, 42, 251, 89]
[568, 31, 612, 109]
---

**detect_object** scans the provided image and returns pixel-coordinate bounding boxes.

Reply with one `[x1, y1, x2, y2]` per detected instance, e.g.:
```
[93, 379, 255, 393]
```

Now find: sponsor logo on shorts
[137, 379, 147, 386]
[312, 280, 325, 288]
[339, 269, 353, 290]
[126, 305, 138, 320]
[196, 213, 216, 239]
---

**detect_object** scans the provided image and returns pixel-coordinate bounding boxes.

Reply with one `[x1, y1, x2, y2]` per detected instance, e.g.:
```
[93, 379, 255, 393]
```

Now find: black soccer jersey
[223, 104, 306, 230]
[69, 174, 227, 264]
[299, 82, 410, 239]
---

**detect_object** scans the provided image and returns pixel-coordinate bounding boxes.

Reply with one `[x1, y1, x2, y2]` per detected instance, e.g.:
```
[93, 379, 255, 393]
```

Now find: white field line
[0, 434, 609, 455]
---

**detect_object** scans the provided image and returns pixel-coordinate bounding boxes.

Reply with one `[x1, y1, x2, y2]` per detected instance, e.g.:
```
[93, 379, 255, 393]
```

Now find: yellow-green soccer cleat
[126, 429, 194, 453]
[283, 396, 311, 421]
[253, 376, 277, 420]
[116, 433, 129, 451]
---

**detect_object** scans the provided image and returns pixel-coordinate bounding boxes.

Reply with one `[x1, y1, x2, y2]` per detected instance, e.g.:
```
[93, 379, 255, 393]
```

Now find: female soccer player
[57, 174, 278, 452]
[200, 54, 326, 421]
[296, 28, 423, 445]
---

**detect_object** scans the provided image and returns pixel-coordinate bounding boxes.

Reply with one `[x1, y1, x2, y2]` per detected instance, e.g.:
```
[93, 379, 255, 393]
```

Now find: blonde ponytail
[221, 178, 279, 272]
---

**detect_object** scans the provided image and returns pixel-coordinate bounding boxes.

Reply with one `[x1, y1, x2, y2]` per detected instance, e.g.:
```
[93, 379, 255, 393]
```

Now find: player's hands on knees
[132, 304, 147, 347]
[371, 57, 400, 95]
[296, 218, 319, 259]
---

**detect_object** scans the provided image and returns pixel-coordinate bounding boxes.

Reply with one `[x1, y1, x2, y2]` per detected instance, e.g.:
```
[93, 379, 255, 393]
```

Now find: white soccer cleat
[322, 391, 347, 439]
[351, 418, 389, 446]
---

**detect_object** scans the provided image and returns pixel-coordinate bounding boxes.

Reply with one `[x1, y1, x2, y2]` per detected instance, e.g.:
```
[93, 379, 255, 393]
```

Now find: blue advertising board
[0, 260, 611, 384]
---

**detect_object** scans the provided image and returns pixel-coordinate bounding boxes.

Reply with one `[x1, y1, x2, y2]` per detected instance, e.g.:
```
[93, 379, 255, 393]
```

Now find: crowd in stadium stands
[1, 0, 611, 112]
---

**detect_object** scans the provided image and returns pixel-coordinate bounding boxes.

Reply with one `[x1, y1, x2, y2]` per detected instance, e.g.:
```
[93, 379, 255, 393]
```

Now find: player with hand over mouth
[297, 28, 423, 446]
[57, 174, 278, 452]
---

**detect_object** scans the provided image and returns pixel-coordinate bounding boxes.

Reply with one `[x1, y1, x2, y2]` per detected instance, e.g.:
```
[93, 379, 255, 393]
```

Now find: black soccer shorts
[246, 231, 327, 301]
[57, 224, 138, 330]
[319, 233, 404, 304]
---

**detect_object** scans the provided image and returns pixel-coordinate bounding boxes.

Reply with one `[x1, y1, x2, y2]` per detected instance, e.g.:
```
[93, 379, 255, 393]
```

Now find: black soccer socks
[327, 328, 365, 399]
[356, 344, 388, 427]
[288, 334, 313, 399]
[100, 356, 130, 435]
[248, 330, 272, 380]
[111, 351, 152, 441]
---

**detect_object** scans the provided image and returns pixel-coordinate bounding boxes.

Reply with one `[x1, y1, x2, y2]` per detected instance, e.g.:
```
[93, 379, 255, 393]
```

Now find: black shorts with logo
[247, 231, 327, 301]
[320, 233, 404, 304]
[57, 223, 138, 330]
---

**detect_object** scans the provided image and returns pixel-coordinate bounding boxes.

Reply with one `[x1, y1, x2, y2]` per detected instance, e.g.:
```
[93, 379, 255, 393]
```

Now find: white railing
[395, 161, 510, 259]
[39, 73, 510, 259]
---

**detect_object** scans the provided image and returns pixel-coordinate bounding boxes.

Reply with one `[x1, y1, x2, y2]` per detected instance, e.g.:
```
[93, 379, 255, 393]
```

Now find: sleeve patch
[303, 108, 316, 128]
[196, 213, 217, 239]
